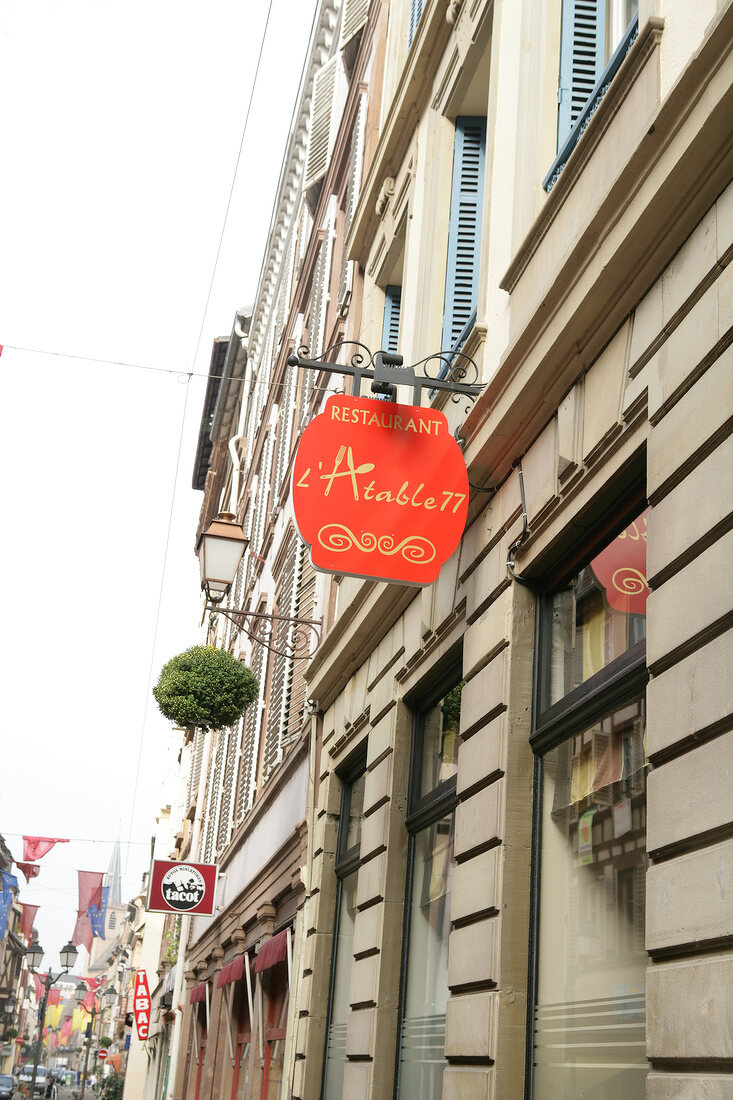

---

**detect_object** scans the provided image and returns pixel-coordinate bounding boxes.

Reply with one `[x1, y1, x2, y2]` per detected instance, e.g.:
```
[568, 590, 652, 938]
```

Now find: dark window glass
[534, 698, 648, 1098]
[398, 816, 455, 1100]
[419, 682, 463, 799]
[549, 508, 648, 705]
[345, 772, 365, 853]
[323, 871, 358, 1100]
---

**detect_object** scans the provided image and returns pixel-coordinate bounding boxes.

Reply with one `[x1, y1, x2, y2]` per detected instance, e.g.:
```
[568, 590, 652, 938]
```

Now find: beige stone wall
[640, 180, 733, 1096]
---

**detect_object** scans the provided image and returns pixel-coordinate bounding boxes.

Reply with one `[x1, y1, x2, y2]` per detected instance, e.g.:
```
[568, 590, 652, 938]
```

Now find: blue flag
[0, 871, 18, 939]
[0, 889, 11, 941]
[1, 871, 18, 894]
[88, 885, 109, 939]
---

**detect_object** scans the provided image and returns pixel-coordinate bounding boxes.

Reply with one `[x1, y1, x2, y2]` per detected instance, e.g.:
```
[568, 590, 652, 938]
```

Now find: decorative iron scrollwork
[207, 605, 322, 659]
[287, 340, 483, 408]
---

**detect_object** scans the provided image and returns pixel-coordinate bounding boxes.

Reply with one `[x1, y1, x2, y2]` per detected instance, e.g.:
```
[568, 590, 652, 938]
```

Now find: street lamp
[26, 941, 78, 1099]
[77, 983, 117, 1100]
[196, 511, 248, 604]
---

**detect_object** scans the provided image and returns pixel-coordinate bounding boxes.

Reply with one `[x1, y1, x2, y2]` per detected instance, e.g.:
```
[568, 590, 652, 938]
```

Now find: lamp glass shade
[198, 512, 247, 592]
[5, 995, 15, 1013]
[59, 941, 78, 970]
[75, 985, 87, 1004]
[103, 986, 117, 1006]
[26, 942, 44, 970]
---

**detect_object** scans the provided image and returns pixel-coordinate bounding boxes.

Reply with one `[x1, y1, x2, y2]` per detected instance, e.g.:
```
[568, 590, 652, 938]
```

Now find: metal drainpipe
[164, 730, 214, 1100]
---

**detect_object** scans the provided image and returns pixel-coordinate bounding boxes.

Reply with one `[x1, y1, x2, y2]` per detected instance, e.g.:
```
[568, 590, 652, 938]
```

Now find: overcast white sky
[0, 0, 317, 971]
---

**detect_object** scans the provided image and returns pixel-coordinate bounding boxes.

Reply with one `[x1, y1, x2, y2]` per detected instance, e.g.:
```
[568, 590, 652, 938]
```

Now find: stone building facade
[288, 1, 733, 1099]
[158, 0, 733, 1098]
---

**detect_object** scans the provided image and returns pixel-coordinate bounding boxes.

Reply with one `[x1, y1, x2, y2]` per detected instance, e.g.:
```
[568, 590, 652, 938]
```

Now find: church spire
[104, 839, 122, 907]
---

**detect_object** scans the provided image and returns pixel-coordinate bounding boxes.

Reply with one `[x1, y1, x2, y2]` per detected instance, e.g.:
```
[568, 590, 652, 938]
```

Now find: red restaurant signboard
[147, 860, 218, 916]
[292, 395, 469, 586]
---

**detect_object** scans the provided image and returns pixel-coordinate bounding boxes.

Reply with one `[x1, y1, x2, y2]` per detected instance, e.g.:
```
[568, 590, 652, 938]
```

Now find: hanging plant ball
[153, 646, 258, 731]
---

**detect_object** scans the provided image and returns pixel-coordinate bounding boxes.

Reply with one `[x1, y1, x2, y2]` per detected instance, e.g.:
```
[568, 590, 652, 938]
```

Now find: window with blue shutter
[382, 285, 402, 353]
[408, 0, 425, 47]
[441, 117, 486, 354]
[557, 0, 607, 148]
[545, 1, 638, 191]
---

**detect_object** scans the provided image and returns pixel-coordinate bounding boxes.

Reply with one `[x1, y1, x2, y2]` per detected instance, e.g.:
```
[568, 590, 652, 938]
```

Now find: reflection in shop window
[397, 669, 461, 1098]
[550, 508, 649, 703]
[534, 698, 648, 1097]
[399, 816, 455, 1100]
[419, 681, 463, 798]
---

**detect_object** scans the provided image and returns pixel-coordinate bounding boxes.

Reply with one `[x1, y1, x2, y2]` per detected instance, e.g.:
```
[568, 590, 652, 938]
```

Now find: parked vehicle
[17, 1065, 46, 1096]
[0, 1073, 15, 1099]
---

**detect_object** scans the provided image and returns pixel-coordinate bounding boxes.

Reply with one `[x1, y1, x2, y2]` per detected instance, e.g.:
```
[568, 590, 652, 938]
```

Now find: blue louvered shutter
[441, 117, 486, 353]
[408, 0, 425, 47]
[382, 285, 402, 353]
[557, 0, 606, 147]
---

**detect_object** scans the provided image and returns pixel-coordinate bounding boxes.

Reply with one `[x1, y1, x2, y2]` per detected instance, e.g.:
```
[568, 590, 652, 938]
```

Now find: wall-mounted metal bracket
[286, 340, 483, 409]
[206, 605, 322, 659]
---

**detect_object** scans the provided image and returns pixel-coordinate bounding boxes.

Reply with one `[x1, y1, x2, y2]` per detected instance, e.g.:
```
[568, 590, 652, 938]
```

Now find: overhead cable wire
[2, 344, 342, 396]
[122, 0, 276, 872]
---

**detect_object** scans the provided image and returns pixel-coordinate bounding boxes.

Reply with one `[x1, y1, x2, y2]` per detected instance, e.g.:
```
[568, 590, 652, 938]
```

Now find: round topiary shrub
[153, 646, 258, 731]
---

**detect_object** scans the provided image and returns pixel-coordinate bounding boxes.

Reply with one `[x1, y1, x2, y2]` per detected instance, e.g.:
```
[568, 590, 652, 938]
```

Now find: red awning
[254, 929, 289, 974]
[217, 955, 245, 988]
[189, 983, 208, 1004]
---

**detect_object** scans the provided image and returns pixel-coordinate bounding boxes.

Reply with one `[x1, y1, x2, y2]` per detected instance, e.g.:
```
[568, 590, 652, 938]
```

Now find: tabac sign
[133, 969, 151, 1041]
[292, 395, 469, 585]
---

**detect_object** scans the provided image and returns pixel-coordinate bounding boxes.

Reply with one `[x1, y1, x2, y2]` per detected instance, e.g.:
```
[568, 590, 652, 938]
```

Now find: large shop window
[529, 503, 650, 1100]
[322, 754, 366, 1100]
[395, 673, 462, 1099]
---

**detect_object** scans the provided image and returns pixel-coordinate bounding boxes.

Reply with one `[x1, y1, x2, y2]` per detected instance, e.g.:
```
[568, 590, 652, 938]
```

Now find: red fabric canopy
[189, 983, 208, 1004]
[217, 955, 244, 988]
[254, 929, 289, 974]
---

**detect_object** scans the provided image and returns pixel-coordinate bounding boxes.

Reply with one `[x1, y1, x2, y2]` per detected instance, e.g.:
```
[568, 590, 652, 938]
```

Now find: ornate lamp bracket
[206, 605, 322, 660]
[286, 340, 483, 411]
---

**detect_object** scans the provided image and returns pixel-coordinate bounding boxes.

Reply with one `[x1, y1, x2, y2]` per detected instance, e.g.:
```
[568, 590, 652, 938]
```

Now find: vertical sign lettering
[134, 969, 151, 1041]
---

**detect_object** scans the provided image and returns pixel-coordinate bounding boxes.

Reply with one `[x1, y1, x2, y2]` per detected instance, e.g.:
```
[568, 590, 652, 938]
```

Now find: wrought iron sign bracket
[286, 341, 483, 409]
[206, 604, 322, 659]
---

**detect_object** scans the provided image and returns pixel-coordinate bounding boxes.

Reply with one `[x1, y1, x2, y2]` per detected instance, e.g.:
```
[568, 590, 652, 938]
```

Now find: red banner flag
[82, 990, 95, 1011]
[84, 975, 104, 991]
[48, 988, 61, 1006]
[22, 837, 69, 861]
[32, 972, 43, 1001]
[19, 903, 39, 941]
[77, 870, 103, 913]
[71, 910, 94, 954]
[16, 862, 41, 884]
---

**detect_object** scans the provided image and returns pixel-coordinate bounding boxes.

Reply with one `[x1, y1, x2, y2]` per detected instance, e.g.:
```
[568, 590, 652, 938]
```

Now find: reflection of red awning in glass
[217, 955, 245, 988]
[254, 929, 289, 973]
[591, 507, 650, 616]
[189, 983, 208, 1004]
